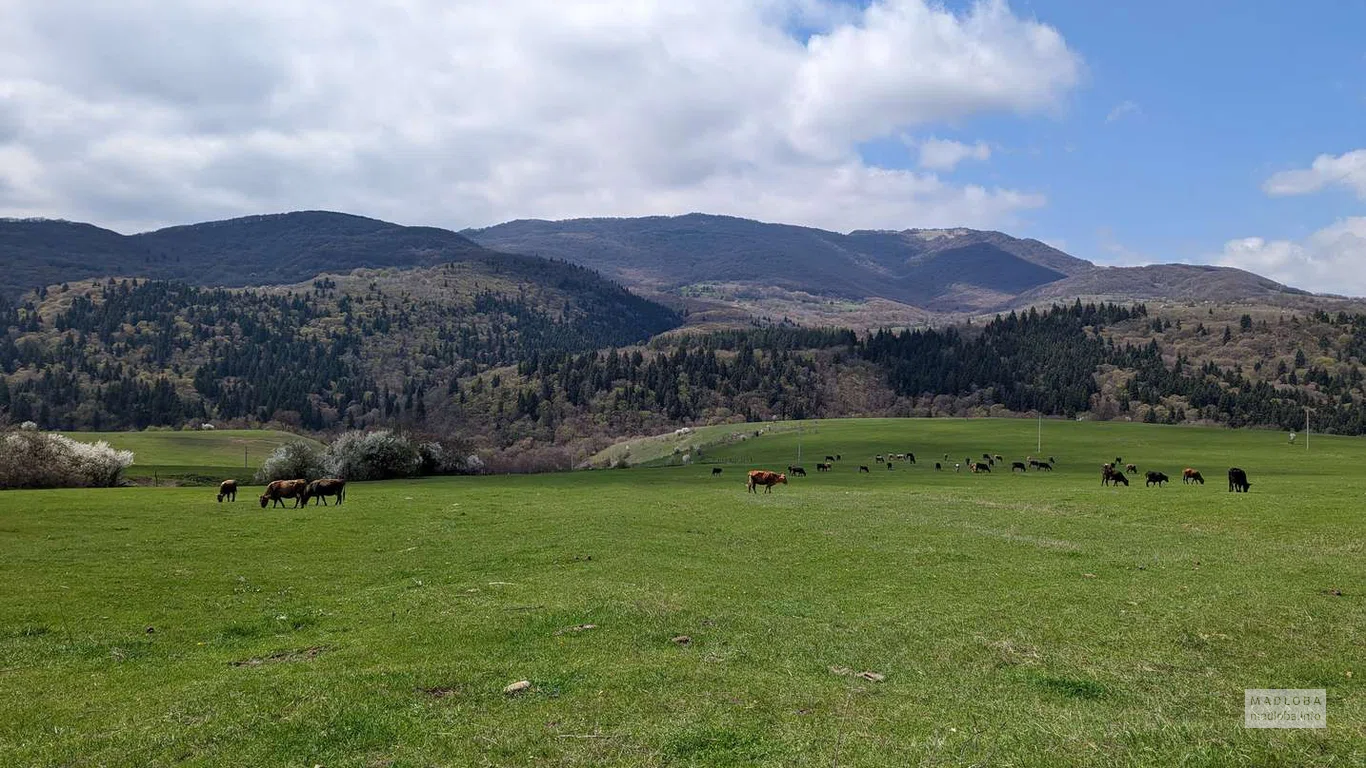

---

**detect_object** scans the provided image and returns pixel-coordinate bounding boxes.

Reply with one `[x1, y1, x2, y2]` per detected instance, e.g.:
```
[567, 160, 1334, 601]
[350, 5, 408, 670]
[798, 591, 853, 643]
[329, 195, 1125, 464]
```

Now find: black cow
[712, 467, 723, 475]
[1145, 470, 1169, 487]
[836, 454, 841, 461]
[907, 453, 916, 464]
[1012, 461, 1027, 472]
[1126, 463, 1138, 475]
[1036, 461, 1053, 471]
[886, 462, 894, 470]
[982, 453, 992, 460]
[1228, 467, 1251, 493]
[788, 466, 807, 477]
[1102, 465, 1128, 486]
[816, 462, 831, 472]
[858, 465, 870, 473]
[934, 462, 942, 471]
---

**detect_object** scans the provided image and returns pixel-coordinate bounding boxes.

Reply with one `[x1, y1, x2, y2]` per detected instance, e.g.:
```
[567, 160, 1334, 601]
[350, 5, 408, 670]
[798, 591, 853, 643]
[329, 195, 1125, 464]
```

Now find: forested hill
[8, 288, 1366, 469]
[0, 262, 680, 431]
[1, 212, 511, 299]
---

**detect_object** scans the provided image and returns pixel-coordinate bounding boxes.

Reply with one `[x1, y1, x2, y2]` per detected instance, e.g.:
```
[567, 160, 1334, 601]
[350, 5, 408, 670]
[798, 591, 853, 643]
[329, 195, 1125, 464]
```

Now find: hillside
[464, 213, 1313, 317]
[0, 261, 679, 433]
[2, 212, 504, 299]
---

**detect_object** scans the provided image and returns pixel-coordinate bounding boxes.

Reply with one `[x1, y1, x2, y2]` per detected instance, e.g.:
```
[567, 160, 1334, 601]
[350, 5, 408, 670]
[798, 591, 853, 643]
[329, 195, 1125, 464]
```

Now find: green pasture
[54, 429, 319, 483]
[2, 418, 1364, 766]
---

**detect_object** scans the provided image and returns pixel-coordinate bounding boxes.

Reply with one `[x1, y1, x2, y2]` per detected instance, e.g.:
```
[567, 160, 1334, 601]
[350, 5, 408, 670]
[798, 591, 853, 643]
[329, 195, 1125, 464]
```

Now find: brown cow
[302, 478, 346, 506]
[217, 479, 237, 503]
[259, 479, 308, 508]
[1182, 468, 1204, 485]
[747, 470, 788, 494]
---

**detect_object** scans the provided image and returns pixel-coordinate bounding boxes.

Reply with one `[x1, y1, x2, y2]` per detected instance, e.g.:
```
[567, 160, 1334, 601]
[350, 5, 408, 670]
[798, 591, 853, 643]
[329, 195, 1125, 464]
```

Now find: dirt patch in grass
[418, 685, 460, 699]
[230, 645, 328, 667]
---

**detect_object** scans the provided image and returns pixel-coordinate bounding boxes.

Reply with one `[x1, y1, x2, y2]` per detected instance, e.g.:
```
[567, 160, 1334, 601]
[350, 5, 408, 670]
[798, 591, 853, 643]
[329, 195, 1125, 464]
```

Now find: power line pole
[1304, 406, 1314, 453]
[1037, 411, 1042, 454]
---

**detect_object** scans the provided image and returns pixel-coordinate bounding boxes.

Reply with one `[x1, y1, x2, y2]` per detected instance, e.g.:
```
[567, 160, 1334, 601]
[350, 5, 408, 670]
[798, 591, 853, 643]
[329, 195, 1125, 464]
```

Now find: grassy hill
[58, 429, 320, 483]
[1, 418, 1362, 765]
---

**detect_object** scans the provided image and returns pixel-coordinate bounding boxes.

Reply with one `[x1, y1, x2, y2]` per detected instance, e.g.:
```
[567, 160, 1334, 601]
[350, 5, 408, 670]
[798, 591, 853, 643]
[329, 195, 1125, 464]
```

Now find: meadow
[55, 429, 320, 483]
[1, 418, 1363, 766]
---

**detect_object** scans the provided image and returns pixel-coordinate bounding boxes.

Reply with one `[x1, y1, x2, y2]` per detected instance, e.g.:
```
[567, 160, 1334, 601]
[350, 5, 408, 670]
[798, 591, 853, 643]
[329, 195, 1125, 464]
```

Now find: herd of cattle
[214, 478, 348, 507]
[734, 453, 1254, 493]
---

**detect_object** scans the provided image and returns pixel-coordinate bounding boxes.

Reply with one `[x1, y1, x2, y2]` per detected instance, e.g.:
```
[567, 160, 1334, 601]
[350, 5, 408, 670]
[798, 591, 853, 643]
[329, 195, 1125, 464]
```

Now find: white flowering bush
[254, 441, 327, 484]
[324, 429, 423, 481]
[0, 431, 135, 489]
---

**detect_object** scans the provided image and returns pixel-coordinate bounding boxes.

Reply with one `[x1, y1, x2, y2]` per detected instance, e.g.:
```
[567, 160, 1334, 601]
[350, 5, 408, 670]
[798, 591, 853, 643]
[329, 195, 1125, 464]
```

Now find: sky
[0, 0, 1363, 293]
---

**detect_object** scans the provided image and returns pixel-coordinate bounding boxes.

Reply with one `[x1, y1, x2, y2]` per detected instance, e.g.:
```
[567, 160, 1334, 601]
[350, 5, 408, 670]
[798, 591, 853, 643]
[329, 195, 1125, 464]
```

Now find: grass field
[2, 418, 1364, 766]
[54, 429, 320, 483]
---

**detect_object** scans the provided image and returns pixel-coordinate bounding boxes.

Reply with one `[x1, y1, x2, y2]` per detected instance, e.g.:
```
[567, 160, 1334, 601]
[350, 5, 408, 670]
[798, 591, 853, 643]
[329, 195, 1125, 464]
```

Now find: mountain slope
[1, 212, 497, 298]
[464, 213, 1087, 312]
[1004, 263, 1310, 309]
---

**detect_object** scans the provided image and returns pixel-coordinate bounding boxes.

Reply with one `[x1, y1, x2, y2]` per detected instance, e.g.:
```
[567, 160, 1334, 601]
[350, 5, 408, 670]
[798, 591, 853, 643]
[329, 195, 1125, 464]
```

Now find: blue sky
[1, 0, 1363, 292]
[866, 0, 1366, 270]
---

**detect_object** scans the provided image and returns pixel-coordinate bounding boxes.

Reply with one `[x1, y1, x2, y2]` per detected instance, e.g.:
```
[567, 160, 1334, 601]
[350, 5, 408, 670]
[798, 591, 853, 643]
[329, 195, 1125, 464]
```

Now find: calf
[1228, 467, 1251, 493]
[994, 454, 1004, 463]
[217, 479, 237, 503]
[1145, 470, 1169, 487]
[259, 479, 308, 508]
[712, 467, 723, 475]
[303, 478, 346, 506]
[1126, 463, 1138, 475]
[858, 465, 870, 473]
[1182, 468, 1203, 485]
[747, 470, 788, 494]
[825, 455, 836, 462]
[1012, 461, 1027, 472]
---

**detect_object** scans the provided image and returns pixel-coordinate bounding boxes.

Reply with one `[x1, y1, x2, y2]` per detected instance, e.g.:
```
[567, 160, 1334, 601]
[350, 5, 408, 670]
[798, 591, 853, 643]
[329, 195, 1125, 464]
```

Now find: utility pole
[1037, 411, 1042, 454]
[1304, 406, 1314, 452]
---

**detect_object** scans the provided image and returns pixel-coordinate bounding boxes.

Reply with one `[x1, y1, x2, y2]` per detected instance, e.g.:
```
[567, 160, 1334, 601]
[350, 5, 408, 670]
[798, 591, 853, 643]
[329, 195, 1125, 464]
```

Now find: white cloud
[1263, 149, 1366, 199]
[1218, 217, 1366, 295]
[1105, 100, 1140, 123]
[0, 0, 1080, 233]
[914, 137, 991, 171]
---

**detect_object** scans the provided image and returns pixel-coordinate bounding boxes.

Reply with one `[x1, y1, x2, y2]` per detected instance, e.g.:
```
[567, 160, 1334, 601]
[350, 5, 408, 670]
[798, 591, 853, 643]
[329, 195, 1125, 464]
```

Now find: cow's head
[777, 473, 788, 484]
[259, 495, 269, 508]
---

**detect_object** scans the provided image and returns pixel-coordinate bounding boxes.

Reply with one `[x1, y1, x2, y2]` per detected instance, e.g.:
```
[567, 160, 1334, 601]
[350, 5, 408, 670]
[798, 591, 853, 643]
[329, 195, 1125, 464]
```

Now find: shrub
[324, 429, 422, 481]
[0, 431, 134, 489]
[254, 441, 327, 484]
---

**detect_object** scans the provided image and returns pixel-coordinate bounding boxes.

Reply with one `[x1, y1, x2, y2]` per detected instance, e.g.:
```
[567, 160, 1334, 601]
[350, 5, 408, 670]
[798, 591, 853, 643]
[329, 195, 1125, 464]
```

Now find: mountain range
[2, 211, 1315, 320]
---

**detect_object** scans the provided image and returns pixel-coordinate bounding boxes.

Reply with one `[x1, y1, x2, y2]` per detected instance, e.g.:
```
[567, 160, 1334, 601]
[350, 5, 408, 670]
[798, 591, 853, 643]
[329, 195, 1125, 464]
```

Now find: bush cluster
[0, 431, 134, 489]
[254, 430, 483, 483]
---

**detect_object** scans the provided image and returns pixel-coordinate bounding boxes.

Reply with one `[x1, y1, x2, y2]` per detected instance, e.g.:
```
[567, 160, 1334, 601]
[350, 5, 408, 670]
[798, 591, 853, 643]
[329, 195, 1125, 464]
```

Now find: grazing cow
[1012, 461, 1027, 473]
[217, 479, 237, 503]
[971, 461, 992, 473]
[1228, 467, 1251, 493]
[1028, 459, 1044, 470]
[1049, 456, 1057, 465]
[747, 470, 788, 494]
[982, 453, 992, 460]
[787, 465, 807, 477]
[907, 453, 916, 464]
[1182, 468, 1203, 485]
[1145, 471, 1169, 487]
[987, 458, 995, 467]
[1102, 465, 1128, 486]
[1125, 463, 1138, 475]
[954, 463, 961, 473]
[303, 478, 347, 506]
[994, 454, 1003, 463]
[1036, 461, 1053, 472]
[934, 462, 942, 471]
[825, 455, 836, 462]
[875, 454, 884, 463]
[1114, 457, 1123, 466]
[712, 467, 723, 475]
[259, 479, 308, 508]
[887, 462, 894, 470]
[816, 462, 831, 472]
[836, 454, 842, 461]
[858, 465, 870, 473]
